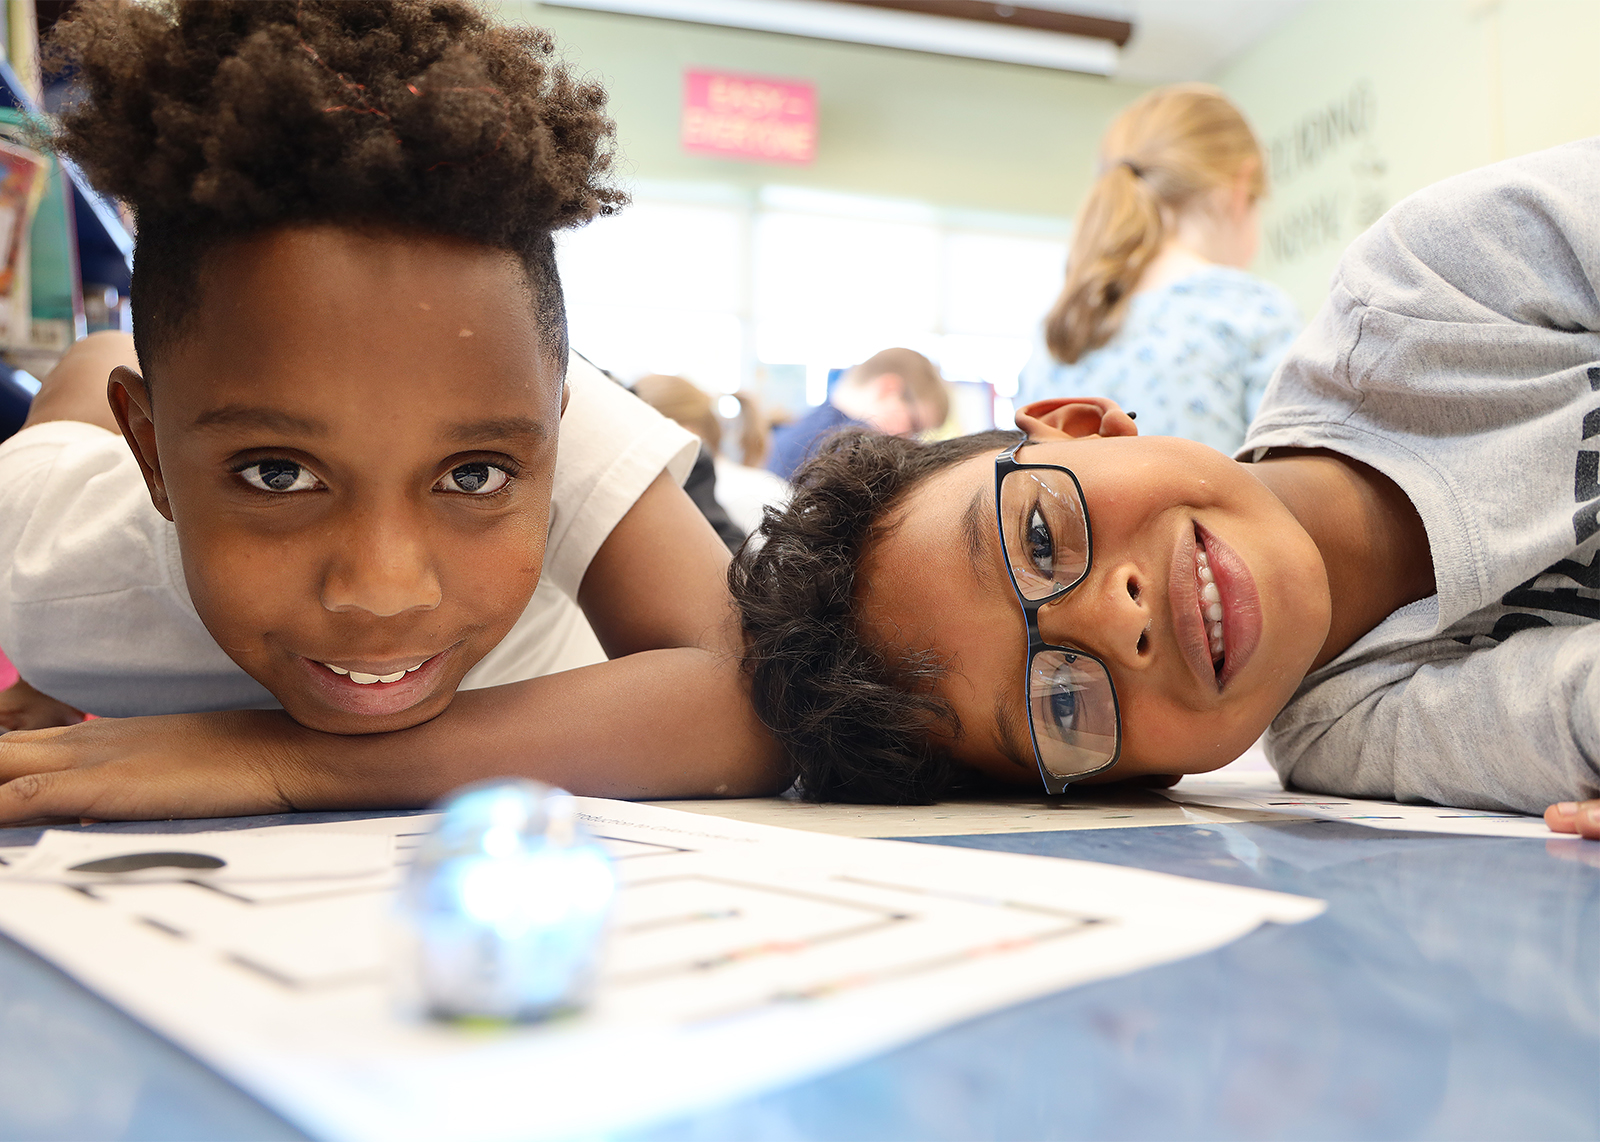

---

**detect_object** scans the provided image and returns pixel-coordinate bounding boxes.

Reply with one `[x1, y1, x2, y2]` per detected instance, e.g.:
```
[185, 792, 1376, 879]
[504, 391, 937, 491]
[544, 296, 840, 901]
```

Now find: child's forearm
[22, 331, 137, 434]
[284, 646, 787, 805]
[0, 648, 785, 824]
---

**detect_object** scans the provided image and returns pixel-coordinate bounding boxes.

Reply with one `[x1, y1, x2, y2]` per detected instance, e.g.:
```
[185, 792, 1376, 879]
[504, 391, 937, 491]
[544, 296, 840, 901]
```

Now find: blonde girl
[1019, 83, 1299, 451]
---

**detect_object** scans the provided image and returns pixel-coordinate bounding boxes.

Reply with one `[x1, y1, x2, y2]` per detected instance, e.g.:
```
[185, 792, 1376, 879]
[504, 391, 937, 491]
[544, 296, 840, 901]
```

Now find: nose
[1037, 560, 1152, 670]
[320, 503, 443, 617]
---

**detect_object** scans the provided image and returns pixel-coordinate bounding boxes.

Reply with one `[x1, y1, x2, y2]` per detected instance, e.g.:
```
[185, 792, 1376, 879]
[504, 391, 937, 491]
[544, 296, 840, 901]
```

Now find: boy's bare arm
[21, 330, 136, 434]
[0, 643, 781, 824]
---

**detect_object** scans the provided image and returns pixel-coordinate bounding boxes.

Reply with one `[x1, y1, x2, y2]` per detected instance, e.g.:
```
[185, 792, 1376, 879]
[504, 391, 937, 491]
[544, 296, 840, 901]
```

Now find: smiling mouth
[318, 661, 428, 685]
[297, 648, 455, 721]
[1194, 527, 1225, 679]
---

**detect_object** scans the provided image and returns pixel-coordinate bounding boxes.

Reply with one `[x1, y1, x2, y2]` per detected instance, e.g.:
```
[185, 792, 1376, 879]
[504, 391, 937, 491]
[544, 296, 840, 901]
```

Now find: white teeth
[1195, 541, 1226, 665]
[321, 660, 425, 683]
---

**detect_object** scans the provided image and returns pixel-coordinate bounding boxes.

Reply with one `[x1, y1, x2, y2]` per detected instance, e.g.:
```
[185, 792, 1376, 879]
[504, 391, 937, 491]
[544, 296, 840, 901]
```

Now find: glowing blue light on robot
[395, 778, 616, 1022]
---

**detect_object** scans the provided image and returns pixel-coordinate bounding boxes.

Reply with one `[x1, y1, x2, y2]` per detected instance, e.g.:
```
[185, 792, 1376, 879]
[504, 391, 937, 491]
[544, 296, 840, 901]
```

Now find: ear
[108, 366, 173, 521]
[560, 380, 571, 418]
[1016, 396, 1138, 440]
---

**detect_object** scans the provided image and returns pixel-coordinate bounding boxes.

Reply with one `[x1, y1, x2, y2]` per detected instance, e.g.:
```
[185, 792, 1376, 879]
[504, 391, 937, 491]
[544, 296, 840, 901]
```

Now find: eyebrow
[960, 482, 994, 585]
[187, 408, 546, 448]
[445, 416, 548, 447]
[190, 406, 325, 436]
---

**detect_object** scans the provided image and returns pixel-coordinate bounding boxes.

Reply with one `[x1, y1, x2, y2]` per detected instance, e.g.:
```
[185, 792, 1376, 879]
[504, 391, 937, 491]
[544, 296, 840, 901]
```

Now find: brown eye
[435, 463, 510, 495]
[1025, 506, 1054, 574]
[239, 460, 319, 493]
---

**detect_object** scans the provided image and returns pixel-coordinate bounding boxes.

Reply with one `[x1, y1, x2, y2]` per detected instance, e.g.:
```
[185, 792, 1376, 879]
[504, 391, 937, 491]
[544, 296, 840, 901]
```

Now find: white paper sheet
[0, 829, 393, 884]
[0, 800, 1323, 1142]
[647, 787, 1289, 836]
[1160, 771, 1556, 838]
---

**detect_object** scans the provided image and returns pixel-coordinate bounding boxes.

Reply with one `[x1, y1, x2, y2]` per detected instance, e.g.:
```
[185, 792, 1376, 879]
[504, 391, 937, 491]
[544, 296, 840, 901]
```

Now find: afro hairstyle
[44, 0, 624, 374]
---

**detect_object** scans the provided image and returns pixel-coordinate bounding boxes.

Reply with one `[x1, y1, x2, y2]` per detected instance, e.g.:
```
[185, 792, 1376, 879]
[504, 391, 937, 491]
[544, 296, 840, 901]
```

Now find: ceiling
[1029, 0, 1312, 82]
[540, 0, 1314, 81]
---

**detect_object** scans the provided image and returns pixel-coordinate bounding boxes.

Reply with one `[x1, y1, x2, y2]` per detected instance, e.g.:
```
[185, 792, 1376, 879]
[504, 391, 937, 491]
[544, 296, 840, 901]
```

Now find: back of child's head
[1046, 83, 1264, 365]
[45, 0, 620, 375]
[632, 374, 721, 452]
[839, 347, 950, 427]
[729, 427, 1020, 803]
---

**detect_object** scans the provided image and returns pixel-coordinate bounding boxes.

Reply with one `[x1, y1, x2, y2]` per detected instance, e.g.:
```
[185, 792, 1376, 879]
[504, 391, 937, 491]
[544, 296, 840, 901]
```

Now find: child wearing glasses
[0, 0, 785, 821]
[732, 136, 1600, 838]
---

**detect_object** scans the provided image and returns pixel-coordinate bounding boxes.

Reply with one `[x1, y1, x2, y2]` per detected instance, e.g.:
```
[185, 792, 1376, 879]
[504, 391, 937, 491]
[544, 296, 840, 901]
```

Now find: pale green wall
[499, 1, 1600, 322]
[502, 1, 1148, 219]
[1217, 0, 1600, 318]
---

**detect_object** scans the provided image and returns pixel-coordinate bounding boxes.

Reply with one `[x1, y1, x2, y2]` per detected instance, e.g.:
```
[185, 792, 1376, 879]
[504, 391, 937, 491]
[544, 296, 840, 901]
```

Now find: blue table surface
[0, 812, 1594, 1142]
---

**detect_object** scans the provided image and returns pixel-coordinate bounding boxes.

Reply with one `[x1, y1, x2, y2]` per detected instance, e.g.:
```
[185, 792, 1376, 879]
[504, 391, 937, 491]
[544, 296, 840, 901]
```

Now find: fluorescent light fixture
[536, 0, 1121, 74]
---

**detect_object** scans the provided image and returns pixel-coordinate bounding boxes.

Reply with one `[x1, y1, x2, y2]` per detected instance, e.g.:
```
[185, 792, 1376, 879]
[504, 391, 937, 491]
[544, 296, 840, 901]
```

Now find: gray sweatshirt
[1239, 136, 1600, 815]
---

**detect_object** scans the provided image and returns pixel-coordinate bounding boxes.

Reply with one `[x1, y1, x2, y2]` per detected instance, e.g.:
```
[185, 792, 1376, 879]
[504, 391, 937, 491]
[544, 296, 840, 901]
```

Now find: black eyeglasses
[994, 438, 1122, 793]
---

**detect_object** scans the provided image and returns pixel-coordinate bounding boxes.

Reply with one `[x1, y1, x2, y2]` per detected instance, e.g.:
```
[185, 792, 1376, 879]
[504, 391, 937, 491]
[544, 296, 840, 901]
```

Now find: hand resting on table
[1544, 800, 1600, 840]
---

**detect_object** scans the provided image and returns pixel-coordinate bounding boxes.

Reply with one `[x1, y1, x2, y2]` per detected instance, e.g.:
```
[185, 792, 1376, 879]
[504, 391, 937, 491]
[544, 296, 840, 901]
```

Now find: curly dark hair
[730, 427, 1021, 803]
[43, 0, 623, 371]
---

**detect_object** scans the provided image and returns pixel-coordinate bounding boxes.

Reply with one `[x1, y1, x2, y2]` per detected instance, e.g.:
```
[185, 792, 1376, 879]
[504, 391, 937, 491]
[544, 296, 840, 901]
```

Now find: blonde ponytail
[1045, 84, 1266, 365]
[1045, 162, 1165, 363]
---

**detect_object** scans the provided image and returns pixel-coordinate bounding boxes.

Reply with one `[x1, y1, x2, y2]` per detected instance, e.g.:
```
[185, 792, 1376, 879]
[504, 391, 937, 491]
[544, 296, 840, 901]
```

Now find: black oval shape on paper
[69, 852, 227, 873]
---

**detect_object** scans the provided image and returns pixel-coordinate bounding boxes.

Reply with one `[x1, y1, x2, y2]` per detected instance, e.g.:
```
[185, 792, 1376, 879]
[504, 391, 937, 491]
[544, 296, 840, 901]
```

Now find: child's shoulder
[1340, 137, 1600, 313]
[0, 419, 179, 638]
[0, 420, 136, 526]
[0, 418, 122, 462]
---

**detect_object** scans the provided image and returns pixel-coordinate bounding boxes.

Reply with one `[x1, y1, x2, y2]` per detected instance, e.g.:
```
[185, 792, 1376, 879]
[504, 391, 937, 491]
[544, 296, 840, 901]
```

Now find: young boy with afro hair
[0, 0, 784, 820]
[731, 139, 1600, 840]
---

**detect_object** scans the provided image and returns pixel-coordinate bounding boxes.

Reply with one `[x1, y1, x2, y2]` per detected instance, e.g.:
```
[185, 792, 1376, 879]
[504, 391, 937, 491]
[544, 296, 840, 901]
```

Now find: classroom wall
[502, 1, 1600, 336]
[502, 1, 1149, 220]
[1216, 0, 1600, 319]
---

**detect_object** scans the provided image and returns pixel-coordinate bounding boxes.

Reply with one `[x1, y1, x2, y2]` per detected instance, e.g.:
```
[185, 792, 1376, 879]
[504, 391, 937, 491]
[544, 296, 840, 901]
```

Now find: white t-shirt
[0, 353, 697, 716]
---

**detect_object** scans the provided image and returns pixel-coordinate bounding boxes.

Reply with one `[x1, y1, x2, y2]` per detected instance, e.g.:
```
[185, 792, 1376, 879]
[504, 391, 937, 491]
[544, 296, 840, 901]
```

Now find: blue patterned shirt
[1017, 266, 1301, 452]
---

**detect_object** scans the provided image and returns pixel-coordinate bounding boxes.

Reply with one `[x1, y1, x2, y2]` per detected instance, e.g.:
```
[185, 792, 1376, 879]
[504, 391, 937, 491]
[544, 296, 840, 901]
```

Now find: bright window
[556, 184, 1068, 430]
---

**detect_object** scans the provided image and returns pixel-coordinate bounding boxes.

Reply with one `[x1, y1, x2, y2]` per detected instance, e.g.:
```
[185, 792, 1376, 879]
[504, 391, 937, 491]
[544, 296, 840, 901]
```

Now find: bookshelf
[0, 51, 133, 379]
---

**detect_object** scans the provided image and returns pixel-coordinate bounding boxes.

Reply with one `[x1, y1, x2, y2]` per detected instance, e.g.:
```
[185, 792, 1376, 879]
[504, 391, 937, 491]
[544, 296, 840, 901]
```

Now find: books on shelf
[0, 136, 46, 350]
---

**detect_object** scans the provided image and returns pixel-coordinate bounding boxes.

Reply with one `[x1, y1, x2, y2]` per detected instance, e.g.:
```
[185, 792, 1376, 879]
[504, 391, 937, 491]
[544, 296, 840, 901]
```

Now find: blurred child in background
[767, 347, 949, 481]
[632, 374, 789, 545]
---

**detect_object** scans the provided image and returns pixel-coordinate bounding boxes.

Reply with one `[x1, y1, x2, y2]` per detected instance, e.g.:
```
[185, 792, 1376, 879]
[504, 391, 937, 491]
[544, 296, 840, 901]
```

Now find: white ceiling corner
[1017, 0, 1312, 82]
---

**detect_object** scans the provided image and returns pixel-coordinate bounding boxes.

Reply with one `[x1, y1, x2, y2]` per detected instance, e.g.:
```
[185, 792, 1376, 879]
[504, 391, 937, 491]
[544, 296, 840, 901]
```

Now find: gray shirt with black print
[1238, 136, 1600, 815]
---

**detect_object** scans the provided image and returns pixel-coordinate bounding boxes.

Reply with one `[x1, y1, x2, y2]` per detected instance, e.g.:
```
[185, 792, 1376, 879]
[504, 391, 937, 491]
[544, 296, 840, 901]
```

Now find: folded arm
[1270, 623, 1600, 837]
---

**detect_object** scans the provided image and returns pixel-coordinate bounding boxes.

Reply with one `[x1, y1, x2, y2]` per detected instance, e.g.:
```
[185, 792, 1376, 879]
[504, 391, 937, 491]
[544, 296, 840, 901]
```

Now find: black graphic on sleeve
[1571, 365, 1600, 544]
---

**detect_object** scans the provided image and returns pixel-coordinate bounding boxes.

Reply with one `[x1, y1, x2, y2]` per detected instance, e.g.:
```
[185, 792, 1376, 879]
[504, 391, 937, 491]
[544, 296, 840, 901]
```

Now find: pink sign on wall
[681, 69, 817, 165]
